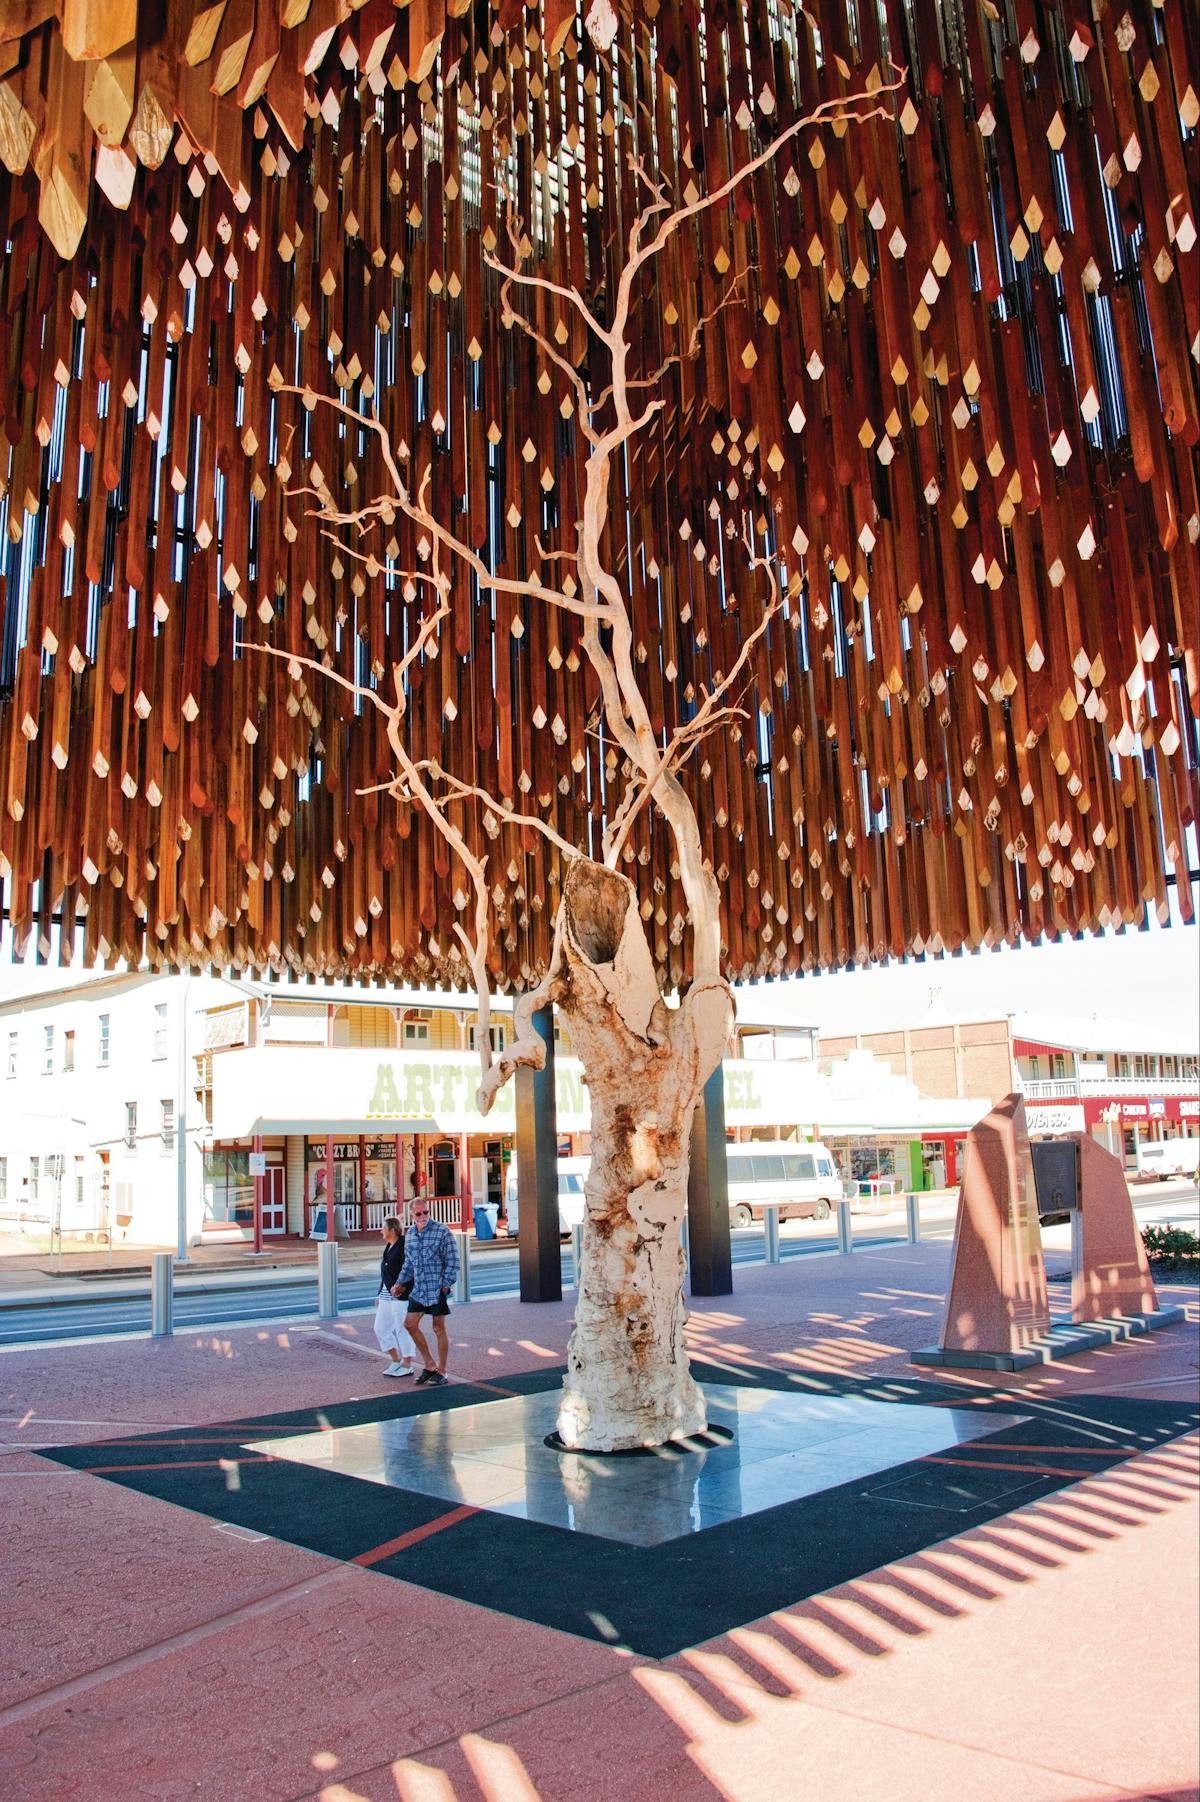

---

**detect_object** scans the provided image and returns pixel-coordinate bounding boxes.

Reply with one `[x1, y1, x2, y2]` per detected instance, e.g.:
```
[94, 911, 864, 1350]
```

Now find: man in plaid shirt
[393, 1201, 460, 1385]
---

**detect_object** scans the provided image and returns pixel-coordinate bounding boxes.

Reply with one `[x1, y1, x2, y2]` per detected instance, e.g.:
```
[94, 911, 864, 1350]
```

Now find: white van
[724, 1140, 842, 1228]
[1135, 1137, 1199, 1179]
[504, 1156, 589, 1237]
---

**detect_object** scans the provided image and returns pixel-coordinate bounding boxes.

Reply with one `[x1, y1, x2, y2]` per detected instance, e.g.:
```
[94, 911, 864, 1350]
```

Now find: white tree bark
[546, 862, 733, 1451]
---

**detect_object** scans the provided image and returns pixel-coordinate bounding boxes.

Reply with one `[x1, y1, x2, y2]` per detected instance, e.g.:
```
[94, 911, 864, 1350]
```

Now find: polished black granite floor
[41, 1363, 1199, 1656]
[249, 1384, 1025, 1546]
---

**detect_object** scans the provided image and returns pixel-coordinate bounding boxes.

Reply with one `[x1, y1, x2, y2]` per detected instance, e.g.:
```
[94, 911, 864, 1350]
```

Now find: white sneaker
[383, 1364, 408, 1378]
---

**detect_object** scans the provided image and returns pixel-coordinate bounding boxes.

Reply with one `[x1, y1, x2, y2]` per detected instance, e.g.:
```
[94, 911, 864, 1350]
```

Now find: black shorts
[406, 1297, 450, 1318]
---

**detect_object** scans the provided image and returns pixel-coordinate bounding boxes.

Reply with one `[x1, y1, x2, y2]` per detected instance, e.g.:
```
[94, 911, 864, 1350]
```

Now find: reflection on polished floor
[247, 1386, 1026, 1548]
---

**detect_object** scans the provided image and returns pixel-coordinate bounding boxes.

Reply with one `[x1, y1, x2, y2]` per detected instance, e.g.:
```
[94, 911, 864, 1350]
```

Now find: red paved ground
[1, 1242, 1196, 1802]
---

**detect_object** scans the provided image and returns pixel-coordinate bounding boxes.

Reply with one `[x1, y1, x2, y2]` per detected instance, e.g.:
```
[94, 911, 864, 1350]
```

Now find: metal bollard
[763, 1204, 781, 1264]
[571, 1222, 584, 1291]
[1070, 1207, 1084, 1291]
[905, 1193, 921, 1244]
[317, 1239, 339, 1319]
[680, 1214, 690, 1276]
[455, 1229, 472, 1305]
[151, 1252, 173, 1337]
[836, 1197, 854, 1255]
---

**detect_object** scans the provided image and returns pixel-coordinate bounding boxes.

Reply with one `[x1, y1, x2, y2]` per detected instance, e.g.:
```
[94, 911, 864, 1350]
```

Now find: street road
[0, 1182, 1193, 1349]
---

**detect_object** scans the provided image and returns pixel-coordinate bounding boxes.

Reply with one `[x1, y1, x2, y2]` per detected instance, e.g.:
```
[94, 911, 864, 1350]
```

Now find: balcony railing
[1019, 1079, 1079, 1100]
[1077, 1073, 1198, 1096]
[304, 1195, 470, 1237]
[1019, 1074, 1198, 1101]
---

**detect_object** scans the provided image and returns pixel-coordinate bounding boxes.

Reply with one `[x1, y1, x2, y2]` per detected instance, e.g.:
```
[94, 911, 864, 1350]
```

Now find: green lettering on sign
[403, 1062, 435, 1116]
[556, 1067, 585, 1117]
[434, 1063, 460, 1112]
[722, 1069, 763, 1115]
[367, 1064, 404, 1117]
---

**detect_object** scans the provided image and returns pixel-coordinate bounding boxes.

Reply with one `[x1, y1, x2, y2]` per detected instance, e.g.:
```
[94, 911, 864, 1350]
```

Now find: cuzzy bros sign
[210, 1046, 797, 1139]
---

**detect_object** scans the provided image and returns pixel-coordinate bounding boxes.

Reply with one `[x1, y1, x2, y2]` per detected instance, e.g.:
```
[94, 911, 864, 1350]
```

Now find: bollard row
[147, 1194, 926, 1342]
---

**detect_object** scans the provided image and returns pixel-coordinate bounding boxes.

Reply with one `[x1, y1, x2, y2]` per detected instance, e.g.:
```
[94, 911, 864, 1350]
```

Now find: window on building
[202, 1151, 252, 1227]
[402, 1014, 430, 1044]
[153, 1002, 168, 1059]
[43, 1025, 54, 1075]
[468, 1023, 506, 1052]
[29, 1158, 39, 1205]
[63, 1030, 75, 1073]
[1051, 1054, 1066, 1078]
[98, 1014, 110, 1067]
[6, 1032, 15, 1079]
[160, 1099, 175, 1153]
[1118, 1056, 1131, 1077]
[1029, 1056, 1041, 1078]
[125, 1103, 138, 1150]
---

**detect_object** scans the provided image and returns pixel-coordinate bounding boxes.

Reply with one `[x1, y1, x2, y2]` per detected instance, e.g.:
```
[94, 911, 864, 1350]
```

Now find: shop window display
[203, 1151, 252, 1226]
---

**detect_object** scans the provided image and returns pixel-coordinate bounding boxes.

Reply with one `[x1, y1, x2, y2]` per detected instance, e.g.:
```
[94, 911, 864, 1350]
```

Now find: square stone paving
[247, 1383, 1026, 1547]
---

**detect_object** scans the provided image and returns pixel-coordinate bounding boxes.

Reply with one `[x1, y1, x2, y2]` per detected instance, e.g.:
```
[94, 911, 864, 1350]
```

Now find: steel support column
[514, 1006, 561, 1303]
[687, 1064, 733, 1296]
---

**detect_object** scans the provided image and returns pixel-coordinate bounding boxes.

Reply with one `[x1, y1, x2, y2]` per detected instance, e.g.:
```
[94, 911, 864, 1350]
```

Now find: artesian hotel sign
[212, 1047, 791, 1139]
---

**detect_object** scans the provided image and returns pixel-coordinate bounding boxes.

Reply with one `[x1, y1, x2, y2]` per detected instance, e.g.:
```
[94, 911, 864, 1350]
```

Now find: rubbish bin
[473, 1201, 498, 1240]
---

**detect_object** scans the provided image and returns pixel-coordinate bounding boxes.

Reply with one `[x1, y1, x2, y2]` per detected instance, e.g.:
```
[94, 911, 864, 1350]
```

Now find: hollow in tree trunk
[542, 862, 733, 1452]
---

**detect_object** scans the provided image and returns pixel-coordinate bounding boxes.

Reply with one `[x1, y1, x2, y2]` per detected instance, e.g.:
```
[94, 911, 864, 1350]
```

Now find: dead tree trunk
[543, 862, 732, 1451]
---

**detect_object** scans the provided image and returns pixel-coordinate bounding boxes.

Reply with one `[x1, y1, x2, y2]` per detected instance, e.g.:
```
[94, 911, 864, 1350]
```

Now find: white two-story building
[0, 970, 229, 1249]
[2, 968, 980, 1249]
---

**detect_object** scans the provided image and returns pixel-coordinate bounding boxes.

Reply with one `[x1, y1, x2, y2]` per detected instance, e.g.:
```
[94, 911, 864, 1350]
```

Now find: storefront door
[333, 1159, 358, 1213]
[261, 1168, 285, 1234]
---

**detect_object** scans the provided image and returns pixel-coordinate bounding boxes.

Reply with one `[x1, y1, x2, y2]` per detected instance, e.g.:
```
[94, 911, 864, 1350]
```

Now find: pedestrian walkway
[0, 1240, 1195, 1802]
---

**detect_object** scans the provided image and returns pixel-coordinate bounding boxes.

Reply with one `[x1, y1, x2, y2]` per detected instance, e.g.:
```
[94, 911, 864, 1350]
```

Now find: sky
[736, 909, 1198, 1044]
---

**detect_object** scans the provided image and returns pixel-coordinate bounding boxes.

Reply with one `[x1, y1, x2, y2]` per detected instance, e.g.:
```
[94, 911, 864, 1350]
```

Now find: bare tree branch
[495, 218, 603, 450]
[262, 73, 903, 1051]
[410, 762, 584, 863]
[604, 526, 785, 863]
[273, 383, 612, 624]
[480, 247, 607, 345]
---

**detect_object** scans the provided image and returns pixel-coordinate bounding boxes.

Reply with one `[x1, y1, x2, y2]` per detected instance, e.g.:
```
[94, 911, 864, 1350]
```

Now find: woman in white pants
[374, 1216, 417, 1377]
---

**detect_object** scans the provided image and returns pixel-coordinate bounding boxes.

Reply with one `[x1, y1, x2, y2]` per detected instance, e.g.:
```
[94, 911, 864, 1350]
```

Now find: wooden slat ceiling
[0, 1, 1196, 988]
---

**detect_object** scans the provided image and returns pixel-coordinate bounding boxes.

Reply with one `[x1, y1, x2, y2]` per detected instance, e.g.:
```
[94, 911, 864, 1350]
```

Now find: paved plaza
[1, 1239, 1196, 1802]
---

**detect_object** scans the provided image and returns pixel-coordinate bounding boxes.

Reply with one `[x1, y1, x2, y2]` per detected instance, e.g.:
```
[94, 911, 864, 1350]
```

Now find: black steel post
[514, 1006, 562, 1303]
[687, 1064, 733, 1296]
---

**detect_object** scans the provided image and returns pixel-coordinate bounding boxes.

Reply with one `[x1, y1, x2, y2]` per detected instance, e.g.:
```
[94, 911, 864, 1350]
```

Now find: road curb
[0, 1271, 379, 1312]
